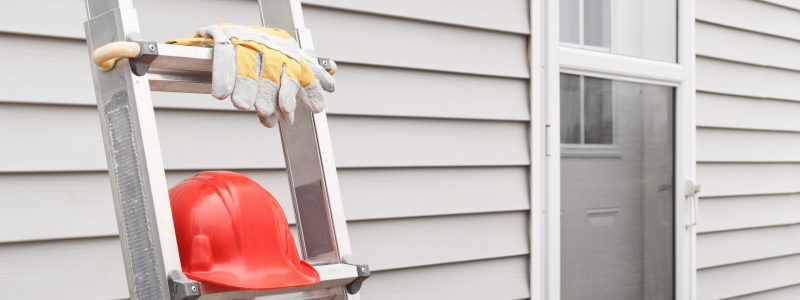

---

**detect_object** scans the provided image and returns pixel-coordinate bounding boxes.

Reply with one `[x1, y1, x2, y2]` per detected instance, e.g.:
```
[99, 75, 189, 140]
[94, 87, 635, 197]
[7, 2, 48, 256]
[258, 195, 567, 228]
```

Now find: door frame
[528, 0, 697, 299]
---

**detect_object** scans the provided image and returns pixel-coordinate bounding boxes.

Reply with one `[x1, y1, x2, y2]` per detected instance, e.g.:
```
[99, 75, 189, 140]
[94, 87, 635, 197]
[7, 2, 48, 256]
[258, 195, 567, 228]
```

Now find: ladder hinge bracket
[127, 33, 158, 76]
[168, 270, 201, 300]
[345, 264, 370, 294]
[130, 40, 158, 76]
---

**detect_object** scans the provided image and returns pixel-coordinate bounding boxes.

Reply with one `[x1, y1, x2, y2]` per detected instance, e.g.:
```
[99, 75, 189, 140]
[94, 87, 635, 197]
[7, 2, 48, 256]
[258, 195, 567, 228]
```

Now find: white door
[560, 76, 675, 300]
[529, 0, 696, 299]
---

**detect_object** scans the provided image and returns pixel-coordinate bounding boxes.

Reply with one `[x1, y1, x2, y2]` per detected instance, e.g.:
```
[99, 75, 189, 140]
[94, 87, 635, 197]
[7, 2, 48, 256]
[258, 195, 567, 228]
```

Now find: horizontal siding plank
[0, 0, 84, 38]
[697, 22, 800, 72]
[328, 116, 529, 169]
[697, 57, 800, 102]
[0, 104, 280, 172]
[697, 128, 800, 162]
[698, 254, 800, 300]
[304, 0, 530, 34]
[697, 92, 800, 132]
[697, 163, 800, 197]
[0, 167, 529, 243]
[699, 194, 800, 233]
[0, 172, 122, 243]
[0, 2, 529, 77]
[0, 104, 529, 172]
[735, 283, 800, 300]
[760, 0, 800, 11]
[338, 167, 531, 221]
[698, 225, 800, 269]
[349, 212, 529, 271]
[319, 65, 530, 121]
[0, 34, 95, 104]
[361, 256, 530, 300]
[0, 237, 128, 300]
[697, 0, 800, 41]
[0, 0, 529, 38]
[0, 33, 529, 121]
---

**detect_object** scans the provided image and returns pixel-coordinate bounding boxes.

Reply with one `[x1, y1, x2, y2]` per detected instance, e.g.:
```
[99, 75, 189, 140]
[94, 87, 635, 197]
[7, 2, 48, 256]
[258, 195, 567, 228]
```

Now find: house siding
[0, 0, 532, 299]
[696, 0, 800, 298]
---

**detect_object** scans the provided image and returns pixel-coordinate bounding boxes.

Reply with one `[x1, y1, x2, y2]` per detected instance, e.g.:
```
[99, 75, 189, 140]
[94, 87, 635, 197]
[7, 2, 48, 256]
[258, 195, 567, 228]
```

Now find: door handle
[685, 179, 701, 229]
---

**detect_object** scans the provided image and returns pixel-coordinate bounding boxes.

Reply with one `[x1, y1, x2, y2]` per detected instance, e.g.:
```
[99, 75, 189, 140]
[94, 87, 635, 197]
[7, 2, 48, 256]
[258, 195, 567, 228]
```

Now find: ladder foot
[344, 264, 370, 294]
[169, 270, 202, 300]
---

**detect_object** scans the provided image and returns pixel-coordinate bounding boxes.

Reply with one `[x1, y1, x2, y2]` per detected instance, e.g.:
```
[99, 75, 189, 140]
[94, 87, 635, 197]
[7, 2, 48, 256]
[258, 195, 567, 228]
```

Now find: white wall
[0, 0, 533, 299]
[695, 0, 800, 298]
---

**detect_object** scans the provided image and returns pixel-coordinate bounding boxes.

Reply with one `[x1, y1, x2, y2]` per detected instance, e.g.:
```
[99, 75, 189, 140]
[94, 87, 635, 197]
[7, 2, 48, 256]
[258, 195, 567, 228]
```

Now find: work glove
[167, 24, 335, 127]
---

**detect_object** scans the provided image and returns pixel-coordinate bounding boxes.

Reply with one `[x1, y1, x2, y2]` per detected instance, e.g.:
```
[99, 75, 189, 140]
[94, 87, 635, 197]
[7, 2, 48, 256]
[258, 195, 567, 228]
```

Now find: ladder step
[146, 44, 213, 94]
[148, 69, 212, 94]
[197, 263, 360, 300]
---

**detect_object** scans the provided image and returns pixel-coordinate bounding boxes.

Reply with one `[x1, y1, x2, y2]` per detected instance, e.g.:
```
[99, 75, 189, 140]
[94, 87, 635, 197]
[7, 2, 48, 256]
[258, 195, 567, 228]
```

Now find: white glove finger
[307, 60, 335, 92]
[278, 65, 300, 124]
[230, 48, 261, 111]
[301, 82, 326, 113]
[255, 80, 278, 125]
[210, 43, 236, 100]
[198, 25, 235, 99]
[258, 112, 280, 128]
[255, 58, 279, 125]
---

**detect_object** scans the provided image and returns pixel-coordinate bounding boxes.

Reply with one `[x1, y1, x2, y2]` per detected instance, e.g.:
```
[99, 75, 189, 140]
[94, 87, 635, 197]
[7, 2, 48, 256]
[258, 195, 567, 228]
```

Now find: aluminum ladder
[83, 0, 369, 299]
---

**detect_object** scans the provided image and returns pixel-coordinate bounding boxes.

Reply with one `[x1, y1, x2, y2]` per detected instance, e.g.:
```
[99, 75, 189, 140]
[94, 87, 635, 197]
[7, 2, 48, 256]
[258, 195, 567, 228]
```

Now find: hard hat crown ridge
[169, 171, 320, 290]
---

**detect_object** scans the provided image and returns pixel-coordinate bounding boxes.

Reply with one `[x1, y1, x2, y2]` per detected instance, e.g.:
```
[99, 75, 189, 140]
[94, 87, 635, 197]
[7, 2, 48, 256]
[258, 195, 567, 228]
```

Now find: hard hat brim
[185, 260, 320, 291]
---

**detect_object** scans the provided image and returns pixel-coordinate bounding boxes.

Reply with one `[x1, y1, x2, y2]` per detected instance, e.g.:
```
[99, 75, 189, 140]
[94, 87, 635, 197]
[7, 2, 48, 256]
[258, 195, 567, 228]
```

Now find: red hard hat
[169, 171, 319, 290]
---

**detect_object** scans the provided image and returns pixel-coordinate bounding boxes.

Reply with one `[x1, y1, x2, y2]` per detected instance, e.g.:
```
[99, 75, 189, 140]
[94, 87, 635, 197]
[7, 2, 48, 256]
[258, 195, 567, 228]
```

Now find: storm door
[560, 74, 675, 300]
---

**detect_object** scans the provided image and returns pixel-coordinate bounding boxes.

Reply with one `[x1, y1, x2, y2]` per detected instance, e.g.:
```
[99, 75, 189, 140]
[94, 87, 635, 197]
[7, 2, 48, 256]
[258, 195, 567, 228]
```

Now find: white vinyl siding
[696, 0, 800, 298]
[0, 0, 531, 299]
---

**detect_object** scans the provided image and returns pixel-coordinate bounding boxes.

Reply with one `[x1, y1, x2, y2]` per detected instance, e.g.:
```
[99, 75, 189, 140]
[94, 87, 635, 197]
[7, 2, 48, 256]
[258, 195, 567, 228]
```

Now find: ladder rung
[197, 263, 359, 300]
[148, 69, 212, 94]
[147, 44, 213, 94]
[152, 44, 213, 72]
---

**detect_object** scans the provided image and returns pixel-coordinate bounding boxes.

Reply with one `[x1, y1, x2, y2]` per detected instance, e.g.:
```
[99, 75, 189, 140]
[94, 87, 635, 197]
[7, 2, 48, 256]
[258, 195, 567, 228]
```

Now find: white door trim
[560, 47, 684, 87]
[528, 0, 697, 299]
[528, 0, 559, 299]
[675, 0, 698, 298]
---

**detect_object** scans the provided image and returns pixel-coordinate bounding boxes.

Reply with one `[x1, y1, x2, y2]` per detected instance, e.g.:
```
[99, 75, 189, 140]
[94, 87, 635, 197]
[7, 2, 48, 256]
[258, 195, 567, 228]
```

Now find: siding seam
[699, 252, 800, 271]
[696, 19, 800, 43]
[697, 55, 800, 74]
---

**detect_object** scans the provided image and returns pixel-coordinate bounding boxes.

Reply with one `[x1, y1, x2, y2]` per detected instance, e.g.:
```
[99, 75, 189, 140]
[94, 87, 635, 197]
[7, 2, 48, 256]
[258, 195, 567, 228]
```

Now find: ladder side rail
[84, 1, 181, 299]
[258, 1, 359, 299]
[258, 0, 354, 266]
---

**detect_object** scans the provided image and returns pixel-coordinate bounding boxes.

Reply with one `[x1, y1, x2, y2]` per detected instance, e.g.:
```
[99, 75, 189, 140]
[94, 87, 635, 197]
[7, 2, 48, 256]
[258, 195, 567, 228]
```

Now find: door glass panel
[559, 75, 614, 146]
[560, 75, 674, 300]
[560, 74, 582, 144]
[559, 0, 677, 62]
[583, 77, 613, 144]
[560, 0, 581, 44]
[583, 0, 611, 48]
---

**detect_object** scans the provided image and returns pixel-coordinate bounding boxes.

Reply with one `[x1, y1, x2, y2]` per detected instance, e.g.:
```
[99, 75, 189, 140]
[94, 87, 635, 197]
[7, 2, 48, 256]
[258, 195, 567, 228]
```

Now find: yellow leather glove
[168, 24, 334, 127]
